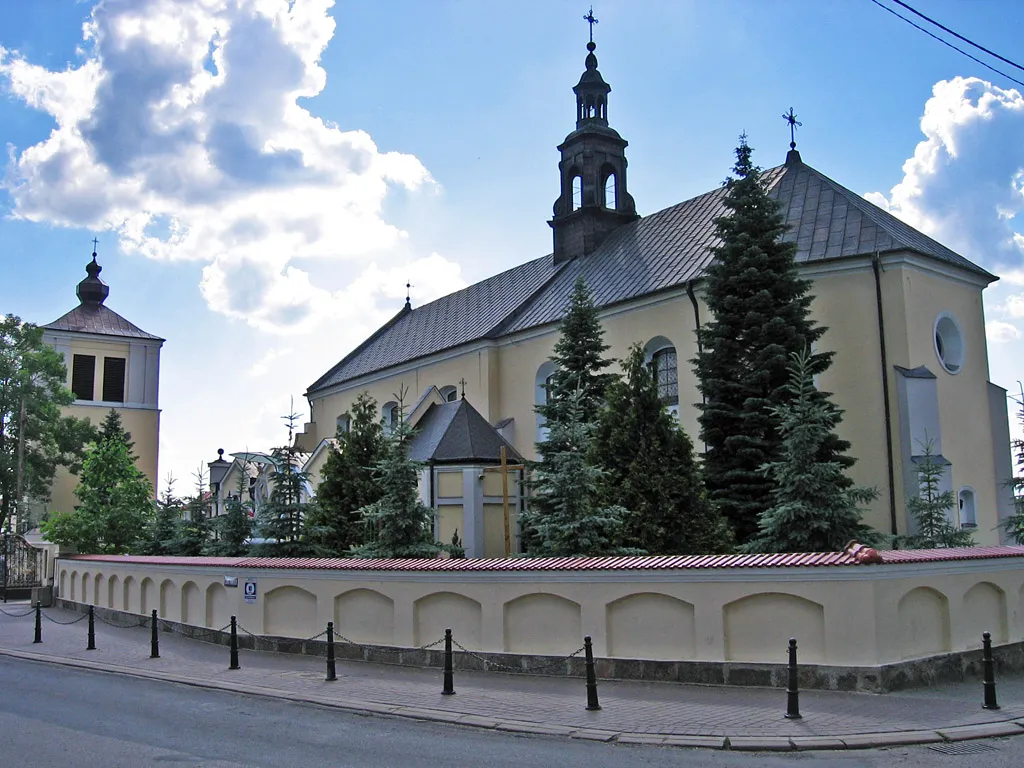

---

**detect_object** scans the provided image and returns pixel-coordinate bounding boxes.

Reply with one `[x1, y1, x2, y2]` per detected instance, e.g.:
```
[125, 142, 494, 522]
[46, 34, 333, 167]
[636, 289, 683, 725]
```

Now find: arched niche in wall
[206, 582, 229, 629]
[334, 589, 394, 646]
[724, 593, 826, 663]
[606, 593, 695, 660]
[264, 586, 318, 639]
[81, 573, 91, 604]
[964, 582, 1007, 645]
[124, 576, 137, 613]
[414, 592, 483, 649]
[897, 586, 951, 659]
[534, 361, 557, 443]
[503, 593, 581, 654]
[107, 574, 120, 610]
[69, 571, 78, 602]
[181, 581, 202, 626]
[159, 579, 177, 621]
[94, 574, 105, 606]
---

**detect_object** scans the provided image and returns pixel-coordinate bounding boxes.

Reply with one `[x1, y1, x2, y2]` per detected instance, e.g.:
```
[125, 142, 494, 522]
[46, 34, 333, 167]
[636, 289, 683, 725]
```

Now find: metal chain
[0, 607, 35, 618]
[41, 611, 89, 625]
[451, 637, 586, 674]
[94, 613, 150, 629]
[330, 629, 445, 657]
[183, 623, 233, 643]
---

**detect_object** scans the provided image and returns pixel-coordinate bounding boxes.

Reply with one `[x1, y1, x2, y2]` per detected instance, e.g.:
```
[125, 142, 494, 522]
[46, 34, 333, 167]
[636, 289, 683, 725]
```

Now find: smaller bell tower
[549, 21, 638, 264]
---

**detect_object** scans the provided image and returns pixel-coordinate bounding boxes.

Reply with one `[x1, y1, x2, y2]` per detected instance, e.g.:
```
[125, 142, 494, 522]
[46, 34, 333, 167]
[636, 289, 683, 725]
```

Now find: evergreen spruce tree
[206, 464, 254, 556]
[254, 408, 315, 556]
[535, 276, 614, 459]
[520, 387, 635, 557]
[694, 136, 844, 544]
[42, 412, 153, 553]
[742, 351, 881, 553]
[99, 409, 133, 454]
[903, 438, 974, 549]
[351, 390, 442, 559]
[306, 392, 386, 555]
[172, 466, 213, 556]
[593, 343, 732, 554]
[141, 476, 184, 555]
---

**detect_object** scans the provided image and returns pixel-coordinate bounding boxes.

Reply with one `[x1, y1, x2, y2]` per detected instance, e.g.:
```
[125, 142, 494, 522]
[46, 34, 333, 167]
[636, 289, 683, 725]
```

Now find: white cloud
[0, 0, 463, 333]
[1004, 295, 1024, 319]
[987, 320, 1020, 344]
[866, 77, 1024, 271]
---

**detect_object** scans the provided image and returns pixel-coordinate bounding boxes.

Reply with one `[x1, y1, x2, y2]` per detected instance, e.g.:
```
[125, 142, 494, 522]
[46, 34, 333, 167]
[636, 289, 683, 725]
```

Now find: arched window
[535, 361, 557, 442]
[603, 172, 617, 210]
[651, 347, 678, 407]
[438, 385, 458, 403]
[571, 175, 583, 211]
[335, 414, 350, 435]
[382, 401, 399, 433]
[958, 487, 977, 528]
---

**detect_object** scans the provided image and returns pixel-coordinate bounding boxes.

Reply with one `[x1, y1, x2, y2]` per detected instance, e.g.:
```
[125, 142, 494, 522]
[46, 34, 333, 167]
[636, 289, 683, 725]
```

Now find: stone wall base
[56, 599, 1024, 692]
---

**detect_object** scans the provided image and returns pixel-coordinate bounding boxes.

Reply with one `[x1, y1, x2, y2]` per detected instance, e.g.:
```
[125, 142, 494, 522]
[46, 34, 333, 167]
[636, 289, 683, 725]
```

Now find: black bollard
[584, 635, 601, 711]
[87, 605, 96, 651]
[229, 616, 240, 670]
[150, 610, 160, 659]
[326, 621, 337, 682]
[982, 631, 1000, 710]
[33, 602, 42, 644]
[785, 637, 801, 719]
[442, 628, 455, 695]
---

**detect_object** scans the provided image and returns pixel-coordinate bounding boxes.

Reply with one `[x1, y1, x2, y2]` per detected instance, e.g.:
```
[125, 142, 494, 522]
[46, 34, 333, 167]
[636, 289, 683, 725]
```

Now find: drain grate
[927, 742, 997, 755]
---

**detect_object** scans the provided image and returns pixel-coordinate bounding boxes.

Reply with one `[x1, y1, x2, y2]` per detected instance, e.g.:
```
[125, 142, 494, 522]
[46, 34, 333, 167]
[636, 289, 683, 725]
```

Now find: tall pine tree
[351, 390, 441, 559]
[172, 465, 213, 555]
[695, 136, 840, 544]
[594, 343, 732, 554]
[306, 392, 386, 555]
[254, 408, 314, 556]
[141, 475, 184, 555]
[742, 350, 880, 553]
[206, 463, 254, 557]
[520, 387, 634, 557]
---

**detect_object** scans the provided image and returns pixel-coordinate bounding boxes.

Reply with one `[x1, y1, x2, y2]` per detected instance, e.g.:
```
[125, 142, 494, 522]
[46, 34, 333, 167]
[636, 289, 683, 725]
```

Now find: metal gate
[1, 533, 42, 602]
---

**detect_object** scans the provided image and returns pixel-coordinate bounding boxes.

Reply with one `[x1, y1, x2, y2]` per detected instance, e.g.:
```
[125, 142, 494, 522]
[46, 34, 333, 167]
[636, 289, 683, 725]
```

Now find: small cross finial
[584, 6, 598, 43]
[459, 378, 467, 400]
[91, 237, 99, 257]
[783, 107, 802, 150]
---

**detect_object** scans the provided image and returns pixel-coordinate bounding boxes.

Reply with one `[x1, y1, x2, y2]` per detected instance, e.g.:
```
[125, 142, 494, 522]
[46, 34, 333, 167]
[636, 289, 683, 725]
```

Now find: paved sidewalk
[3, 604, 1024, 751]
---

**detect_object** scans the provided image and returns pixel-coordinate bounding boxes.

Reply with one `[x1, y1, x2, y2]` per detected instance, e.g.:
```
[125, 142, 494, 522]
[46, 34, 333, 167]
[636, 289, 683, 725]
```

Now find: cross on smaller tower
[783, 107, 802, 150]
[91, 237, 99, 255]
[584, 6, 598, 43]
[458, 378, 467, 400]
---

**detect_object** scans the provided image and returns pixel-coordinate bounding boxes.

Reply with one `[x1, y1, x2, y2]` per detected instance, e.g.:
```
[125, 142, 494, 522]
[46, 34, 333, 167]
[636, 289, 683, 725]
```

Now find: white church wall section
[55, 552, 1024, 671]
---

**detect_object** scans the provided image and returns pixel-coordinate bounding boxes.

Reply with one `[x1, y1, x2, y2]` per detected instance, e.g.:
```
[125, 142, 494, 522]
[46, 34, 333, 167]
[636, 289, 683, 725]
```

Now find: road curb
[2, 646, 1022, 752]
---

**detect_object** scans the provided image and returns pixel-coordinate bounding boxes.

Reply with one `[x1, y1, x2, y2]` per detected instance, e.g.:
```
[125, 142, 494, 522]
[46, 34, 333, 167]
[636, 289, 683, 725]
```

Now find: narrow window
[958, 488, 977, 528]
[652, 347, 678, 406]
[336, 415, 350, 435]
[71, 355, 96, 401]
[382, 401, 399, 432]
[603, 172, 617, 210]
[571, 175, 582, 211]
[102, 357, 126, 402]
[438, 385, 458, 402]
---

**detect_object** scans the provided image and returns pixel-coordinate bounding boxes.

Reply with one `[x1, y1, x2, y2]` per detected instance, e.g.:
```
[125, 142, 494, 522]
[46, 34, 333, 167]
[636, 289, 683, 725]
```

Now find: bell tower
[549, 22, 638, 264]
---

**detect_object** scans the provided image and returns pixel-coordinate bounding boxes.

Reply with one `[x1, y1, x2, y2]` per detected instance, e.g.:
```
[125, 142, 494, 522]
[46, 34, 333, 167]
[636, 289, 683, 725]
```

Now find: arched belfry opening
[549, 32, 638, 264]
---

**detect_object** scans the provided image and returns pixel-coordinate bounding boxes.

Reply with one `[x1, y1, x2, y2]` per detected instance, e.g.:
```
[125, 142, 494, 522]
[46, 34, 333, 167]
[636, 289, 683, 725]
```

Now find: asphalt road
[3, 656, 1024, 768]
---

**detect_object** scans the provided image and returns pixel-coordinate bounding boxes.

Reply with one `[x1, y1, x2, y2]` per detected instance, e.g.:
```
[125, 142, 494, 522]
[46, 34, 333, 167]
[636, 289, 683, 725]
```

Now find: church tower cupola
[76, 246, 110, 306]
[549, 13, 638, 264]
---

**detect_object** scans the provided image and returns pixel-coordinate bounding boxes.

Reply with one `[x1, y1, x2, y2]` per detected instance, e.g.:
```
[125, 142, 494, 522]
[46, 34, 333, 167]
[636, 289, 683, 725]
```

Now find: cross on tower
[91, 237, 99, 254]
[458, 378, 467, 400]
[783, 107, 802, 150]
[584, 6, 598, 43]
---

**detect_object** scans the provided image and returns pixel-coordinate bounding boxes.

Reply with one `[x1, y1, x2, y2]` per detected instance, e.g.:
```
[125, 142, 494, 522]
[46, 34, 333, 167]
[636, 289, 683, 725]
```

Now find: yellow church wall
[45, 404, 160, 517]
[898, 265, 1000, 544]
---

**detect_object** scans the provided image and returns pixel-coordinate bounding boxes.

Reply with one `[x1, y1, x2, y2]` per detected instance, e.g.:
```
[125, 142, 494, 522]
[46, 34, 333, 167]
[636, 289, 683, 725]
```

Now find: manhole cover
[927, 742, 997, 755]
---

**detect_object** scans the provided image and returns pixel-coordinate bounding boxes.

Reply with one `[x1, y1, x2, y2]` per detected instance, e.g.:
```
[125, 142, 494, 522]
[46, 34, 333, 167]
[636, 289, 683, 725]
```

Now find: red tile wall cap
[843, 540, 883, 564]
[61, 546, 1024, 571]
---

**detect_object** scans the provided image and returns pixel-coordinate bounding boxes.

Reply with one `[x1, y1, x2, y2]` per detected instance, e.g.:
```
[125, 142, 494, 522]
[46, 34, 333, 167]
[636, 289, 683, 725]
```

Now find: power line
[867, 0, 1024, 90]
[890, 0, 1024, 74]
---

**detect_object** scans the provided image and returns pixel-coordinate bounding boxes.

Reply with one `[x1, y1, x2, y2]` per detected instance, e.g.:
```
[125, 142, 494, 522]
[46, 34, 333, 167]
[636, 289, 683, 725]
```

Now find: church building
[296, 36, 1015, 549]
[40, 250, 163, 517]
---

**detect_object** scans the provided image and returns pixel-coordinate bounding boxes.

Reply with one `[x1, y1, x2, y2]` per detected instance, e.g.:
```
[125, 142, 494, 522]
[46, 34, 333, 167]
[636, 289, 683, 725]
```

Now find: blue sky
[3, 0, 1024, 493]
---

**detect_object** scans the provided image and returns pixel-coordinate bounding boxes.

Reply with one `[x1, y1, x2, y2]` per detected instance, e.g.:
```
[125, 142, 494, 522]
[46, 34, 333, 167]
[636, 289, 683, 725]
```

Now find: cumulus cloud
[866, 77, 1024, 270]
[0, 0, 462, 333]
[987, 320, 1020, 344]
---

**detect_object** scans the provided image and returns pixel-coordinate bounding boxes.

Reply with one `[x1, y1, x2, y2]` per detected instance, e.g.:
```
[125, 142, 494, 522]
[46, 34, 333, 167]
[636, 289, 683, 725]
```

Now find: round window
[934, 312, 964, 374]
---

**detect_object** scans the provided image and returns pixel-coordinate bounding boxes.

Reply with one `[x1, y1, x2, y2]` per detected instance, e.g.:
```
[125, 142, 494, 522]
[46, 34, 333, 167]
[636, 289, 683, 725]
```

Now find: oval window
[934, 312, 964, 374]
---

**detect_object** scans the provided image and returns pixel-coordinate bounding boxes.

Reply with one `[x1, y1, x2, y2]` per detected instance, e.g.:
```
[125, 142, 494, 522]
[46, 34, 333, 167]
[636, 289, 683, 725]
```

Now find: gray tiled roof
[407, 399, 523, 464]
[44, 304, 163, 341]
[308, 158, 994, 393]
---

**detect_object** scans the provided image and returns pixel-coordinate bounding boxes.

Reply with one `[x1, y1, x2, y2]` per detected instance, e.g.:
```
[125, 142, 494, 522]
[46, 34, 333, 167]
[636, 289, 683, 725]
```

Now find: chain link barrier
[181, 623, 233, 644]
[330, 628, 445, 658]
[450, 637, 586, 674]
[41, 611, 89, 625]
[0, 607, 35, 618]
[94, 612, 150, 629]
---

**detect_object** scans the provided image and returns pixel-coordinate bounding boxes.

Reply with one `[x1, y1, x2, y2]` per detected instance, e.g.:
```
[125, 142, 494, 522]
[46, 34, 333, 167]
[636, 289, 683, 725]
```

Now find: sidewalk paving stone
[6, 605, 1024, 752]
